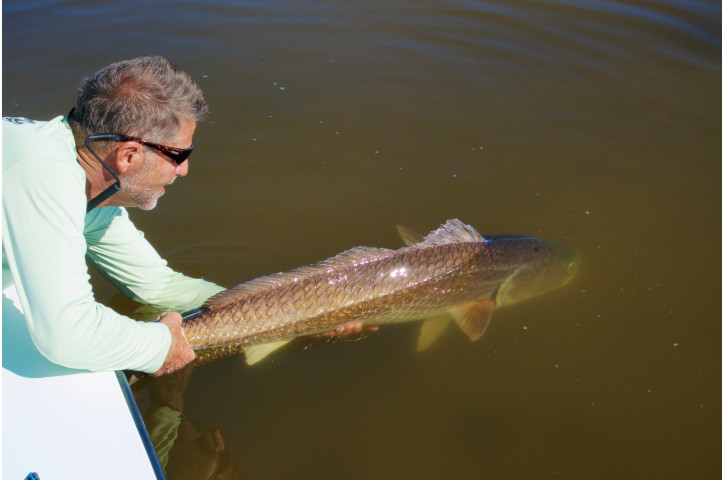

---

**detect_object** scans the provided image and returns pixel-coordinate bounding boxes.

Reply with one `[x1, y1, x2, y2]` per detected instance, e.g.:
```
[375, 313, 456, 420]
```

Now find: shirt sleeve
[2, 156, 173, 373]
[84, 207, 225, 314]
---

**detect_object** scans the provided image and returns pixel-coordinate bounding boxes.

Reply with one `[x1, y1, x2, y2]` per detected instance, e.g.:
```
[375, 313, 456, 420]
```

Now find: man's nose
[176, 160, 189, 176]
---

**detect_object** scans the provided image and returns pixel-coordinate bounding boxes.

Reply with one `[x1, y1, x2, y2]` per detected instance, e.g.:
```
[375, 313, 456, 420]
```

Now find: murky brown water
[4, 1, 721, 478]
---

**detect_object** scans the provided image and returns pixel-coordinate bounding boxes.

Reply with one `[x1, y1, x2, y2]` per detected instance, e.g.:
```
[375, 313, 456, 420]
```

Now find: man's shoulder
[3, 115, 79, 173]
[3, 116, 85, 217]
[3, 115, 75, 154]
[3, 116, 39, 126]
[3, 116, 47, 146]
[2, 115, 65, 135]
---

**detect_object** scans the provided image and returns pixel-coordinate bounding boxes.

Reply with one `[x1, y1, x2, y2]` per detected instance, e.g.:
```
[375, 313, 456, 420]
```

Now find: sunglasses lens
[110, 134, 194, 164]
[173, 149, 193, 164]
[157, 144, 193, 164]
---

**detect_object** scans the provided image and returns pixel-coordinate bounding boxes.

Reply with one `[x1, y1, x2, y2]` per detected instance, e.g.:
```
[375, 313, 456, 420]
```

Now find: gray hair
[69, 56, 208, 143]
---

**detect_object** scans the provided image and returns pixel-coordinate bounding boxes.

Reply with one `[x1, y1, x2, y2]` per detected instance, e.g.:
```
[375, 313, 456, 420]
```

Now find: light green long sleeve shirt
[2, 115, 224, 373]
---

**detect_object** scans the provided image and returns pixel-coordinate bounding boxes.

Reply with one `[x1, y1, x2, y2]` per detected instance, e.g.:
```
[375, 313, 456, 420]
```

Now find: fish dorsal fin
[317, 246, 394, 269]
[202, 246, 394, 309]
[396, 224, 424, 247]
[415, 219, 485, 247]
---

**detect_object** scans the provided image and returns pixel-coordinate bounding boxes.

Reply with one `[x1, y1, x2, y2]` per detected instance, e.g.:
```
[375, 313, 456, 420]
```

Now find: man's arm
[3, 157, 172, 373]
[83, 206, 225, 376]
[84, 207, 225, 314]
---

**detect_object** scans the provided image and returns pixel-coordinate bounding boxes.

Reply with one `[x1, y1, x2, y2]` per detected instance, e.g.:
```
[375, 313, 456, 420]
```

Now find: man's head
[69, 56, 207, 142]
[69, 56, 208, 210]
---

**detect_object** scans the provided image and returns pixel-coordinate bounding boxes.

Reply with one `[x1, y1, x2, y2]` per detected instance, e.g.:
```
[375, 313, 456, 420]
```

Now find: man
[3, 56, 223, 376]
[3, 56, 365, 377]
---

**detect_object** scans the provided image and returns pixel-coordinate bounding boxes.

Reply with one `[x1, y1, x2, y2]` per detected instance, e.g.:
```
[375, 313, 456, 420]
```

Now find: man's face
[122, 120, 196, 210]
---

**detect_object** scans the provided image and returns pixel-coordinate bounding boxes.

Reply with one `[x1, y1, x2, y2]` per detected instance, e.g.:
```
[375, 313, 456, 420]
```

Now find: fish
[182, 219, 579, 365]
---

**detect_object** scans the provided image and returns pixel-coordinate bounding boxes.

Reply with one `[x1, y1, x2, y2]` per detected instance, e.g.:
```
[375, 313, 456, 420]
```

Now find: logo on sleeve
[3, 117, 36, 125]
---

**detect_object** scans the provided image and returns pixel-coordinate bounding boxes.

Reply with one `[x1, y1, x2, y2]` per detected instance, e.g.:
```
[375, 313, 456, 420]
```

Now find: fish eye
[533, 246, 540, 252]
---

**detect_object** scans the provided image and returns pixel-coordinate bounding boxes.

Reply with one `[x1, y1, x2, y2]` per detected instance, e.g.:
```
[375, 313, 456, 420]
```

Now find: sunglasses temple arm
[86, 183, 121, 213]
[85, 135, 122, 212]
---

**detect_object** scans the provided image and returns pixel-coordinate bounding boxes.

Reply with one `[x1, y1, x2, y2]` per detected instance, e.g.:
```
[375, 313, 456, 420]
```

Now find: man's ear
[113, 140, 144, 174]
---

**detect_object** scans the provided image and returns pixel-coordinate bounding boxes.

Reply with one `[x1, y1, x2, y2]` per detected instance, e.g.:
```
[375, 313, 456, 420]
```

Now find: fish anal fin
[449, 299, 494, 341]
[417, 315, 452, 351]
[243, 339, 293, 365]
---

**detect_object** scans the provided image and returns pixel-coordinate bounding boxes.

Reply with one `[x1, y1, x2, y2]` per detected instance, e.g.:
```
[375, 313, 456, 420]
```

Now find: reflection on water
[4, 0, 719, 478]
[133, 366, 238, 480]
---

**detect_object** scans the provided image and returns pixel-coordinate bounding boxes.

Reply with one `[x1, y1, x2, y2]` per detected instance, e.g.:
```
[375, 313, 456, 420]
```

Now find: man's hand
[312, 321, 379, 338]
[151, 312, 196, 377]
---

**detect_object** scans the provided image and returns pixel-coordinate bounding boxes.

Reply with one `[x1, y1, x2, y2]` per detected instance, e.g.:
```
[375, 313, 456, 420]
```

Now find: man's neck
[69, 121, 121, 209]
[76, 148, 118, 201]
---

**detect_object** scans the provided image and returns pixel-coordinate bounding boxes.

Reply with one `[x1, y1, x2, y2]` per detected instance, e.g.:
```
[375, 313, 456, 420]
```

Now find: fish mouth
[563, 249, 581, 283]
[569, 253, 580, 271]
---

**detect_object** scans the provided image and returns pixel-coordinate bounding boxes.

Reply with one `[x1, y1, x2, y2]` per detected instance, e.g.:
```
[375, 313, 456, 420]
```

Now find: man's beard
[121, 155, 168, 210]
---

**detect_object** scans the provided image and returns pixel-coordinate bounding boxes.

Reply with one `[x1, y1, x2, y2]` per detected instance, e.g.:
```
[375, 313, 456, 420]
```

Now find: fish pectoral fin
[243, 339, 293, 365]
[417, 315, 452, 352]
[448, 300, 495, 341]
[396, 224, 424, 246]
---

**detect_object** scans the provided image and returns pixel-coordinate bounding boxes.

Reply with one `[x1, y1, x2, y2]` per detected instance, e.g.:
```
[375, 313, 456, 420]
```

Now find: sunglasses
[86, 133, 194, 165]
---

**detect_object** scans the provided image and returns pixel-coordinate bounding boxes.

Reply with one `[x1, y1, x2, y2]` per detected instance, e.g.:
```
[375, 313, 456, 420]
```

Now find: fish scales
[184, 241, 491, 349]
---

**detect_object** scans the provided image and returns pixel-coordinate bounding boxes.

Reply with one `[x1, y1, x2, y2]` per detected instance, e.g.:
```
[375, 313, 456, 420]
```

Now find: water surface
[3, 1, 720, 478]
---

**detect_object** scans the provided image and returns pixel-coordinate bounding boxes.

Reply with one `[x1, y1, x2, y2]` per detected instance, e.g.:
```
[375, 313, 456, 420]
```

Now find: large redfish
[183, 219, 579, 364]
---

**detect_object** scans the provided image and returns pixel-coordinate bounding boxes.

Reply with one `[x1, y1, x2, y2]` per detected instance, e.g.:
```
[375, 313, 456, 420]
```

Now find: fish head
[485, 235, 580, 307]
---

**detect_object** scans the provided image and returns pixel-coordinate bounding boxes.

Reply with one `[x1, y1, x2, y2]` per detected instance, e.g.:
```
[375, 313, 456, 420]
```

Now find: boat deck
[3, 287, 163, 480]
